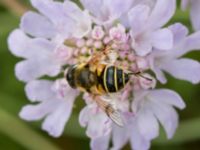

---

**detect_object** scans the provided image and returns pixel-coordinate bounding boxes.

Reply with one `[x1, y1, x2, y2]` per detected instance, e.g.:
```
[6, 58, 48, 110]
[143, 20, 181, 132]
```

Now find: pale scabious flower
[181, 0, 200, 31]
[7, 0, 200, 150]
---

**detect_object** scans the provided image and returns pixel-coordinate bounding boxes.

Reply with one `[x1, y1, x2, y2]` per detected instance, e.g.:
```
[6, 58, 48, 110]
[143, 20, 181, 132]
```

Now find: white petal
[25, 80, 55, 102]
[150, 101, 178, 139]
[148, 0, 176, 30]
[148, 89, 185, 109]
[137, 105, 159, 140]
[42, 98, 75, 137]
[161, 58, 200, 84]
[190, 0, 200, 31]
[20, 11, 56, 38]
[90, 134, 110, 150]
[111, 124, 129, 150]
[128, 5, 150, 36]
[151, 28, 173, 50]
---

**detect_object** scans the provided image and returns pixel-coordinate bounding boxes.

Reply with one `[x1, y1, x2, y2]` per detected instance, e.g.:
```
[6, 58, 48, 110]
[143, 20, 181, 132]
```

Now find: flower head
[8, 0, 200, 150]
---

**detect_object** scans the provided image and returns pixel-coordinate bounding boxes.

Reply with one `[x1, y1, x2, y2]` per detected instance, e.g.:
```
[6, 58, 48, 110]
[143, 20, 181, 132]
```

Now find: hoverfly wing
[95, 96, 124, 127]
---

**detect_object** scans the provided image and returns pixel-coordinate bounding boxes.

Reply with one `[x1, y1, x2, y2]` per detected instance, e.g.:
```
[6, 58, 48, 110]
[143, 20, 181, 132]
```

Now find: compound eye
[66, 65, 76, 88]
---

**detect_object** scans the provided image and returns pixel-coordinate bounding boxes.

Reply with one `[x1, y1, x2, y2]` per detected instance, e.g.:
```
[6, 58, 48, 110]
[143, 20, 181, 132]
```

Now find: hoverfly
[65, 45, 151, 126]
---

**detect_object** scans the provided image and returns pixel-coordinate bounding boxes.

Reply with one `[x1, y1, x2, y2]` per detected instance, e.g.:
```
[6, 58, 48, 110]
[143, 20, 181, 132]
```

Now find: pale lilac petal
[80, 0, 102, 19]
[148, 89, 185, 109]
[161, 58, 200, 84]
[148, 0, 176, 30]
[19, 100, 57, 121]
[25, 80, 55, 102]
[181, 0, 190, 10]
[111, 124, 129, 150]
[8, 29, 56, 59]
[151, 28, 173, 50]
[130, 121, 151, 150]
[190, 0, 200, 31]
[168, 23, 188, 45]
[128, 5, 150, 36]
[15, 59, 61, 82]
[182, 31, 200, 55]
[133, 38, 152, 56]
[150, 101, 178, 139]
[90, 134, 110, 150]
[79, 105, 111, 138]
[42, 98, 75, 137]
[137, 106, 159, 140]
[151, 64, 167, 84]
[8, 29, 30, 58]
[31, 0, 75, 38]
[20, 11, 56, 38]
[63, 1, 92, 38]
[79, 106, 90, 127]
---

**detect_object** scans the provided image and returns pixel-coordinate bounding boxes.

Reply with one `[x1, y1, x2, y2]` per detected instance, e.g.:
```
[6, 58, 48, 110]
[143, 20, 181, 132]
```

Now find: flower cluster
[8, 0, 200, 150]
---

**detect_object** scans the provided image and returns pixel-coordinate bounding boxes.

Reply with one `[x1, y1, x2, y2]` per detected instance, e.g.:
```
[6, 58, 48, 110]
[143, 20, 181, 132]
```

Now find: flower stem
[0, 0, 29, 17]
[0, 108, 61, 150]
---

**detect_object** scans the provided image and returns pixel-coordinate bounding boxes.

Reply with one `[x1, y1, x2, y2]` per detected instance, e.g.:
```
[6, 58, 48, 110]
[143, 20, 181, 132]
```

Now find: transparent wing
[95, 96, 124, 127]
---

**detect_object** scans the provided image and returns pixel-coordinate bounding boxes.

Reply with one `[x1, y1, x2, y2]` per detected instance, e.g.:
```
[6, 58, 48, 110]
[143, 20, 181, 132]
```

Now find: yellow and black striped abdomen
[99, 66, 129, 93]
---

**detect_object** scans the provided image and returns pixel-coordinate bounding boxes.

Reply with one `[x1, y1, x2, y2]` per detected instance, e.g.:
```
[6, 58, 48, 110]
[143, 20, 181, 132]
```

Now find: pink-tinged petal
[168, 23, 188, 45]
[130, 121, 151, 150]
[25, 80, 55, 102]
[111, 124, 129, 150]
[148, 0, 176, 30]
[19, 100, 57, 121]
[128, 5, 150, 36]
[161, 58, 200, 84]
[137, 106, 159, 140]
[20, 11, 56, 38]
[148, 89, 185, 109]
[15, 59, 61, 82]
[150, 101, 178, 139]
[42, 98, 75, 137]
[90, 134, 110, 150]
[181, 0, 190, 10]
[151, 28, 173, 50]
[190, 0, 200, 31]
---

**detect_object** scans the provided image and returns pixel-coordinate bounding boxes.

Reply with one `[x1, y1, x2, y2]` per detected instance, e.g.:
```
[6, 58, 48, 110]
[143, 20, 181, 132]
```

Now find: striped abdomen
[98, 66, 129, 93]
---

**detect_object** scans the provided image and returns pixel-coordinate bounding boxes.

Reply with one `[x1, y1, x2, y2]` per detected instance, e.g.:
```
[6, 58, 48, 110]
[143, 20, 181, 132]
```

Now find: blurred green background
[0, 0, 200, 150]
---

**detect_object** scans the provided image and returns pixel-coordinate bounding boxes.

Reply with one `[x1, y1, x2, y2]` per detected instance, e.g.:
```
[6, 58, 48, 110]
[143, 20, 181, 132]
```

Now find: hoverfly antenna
[128, 72, 153, 81]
